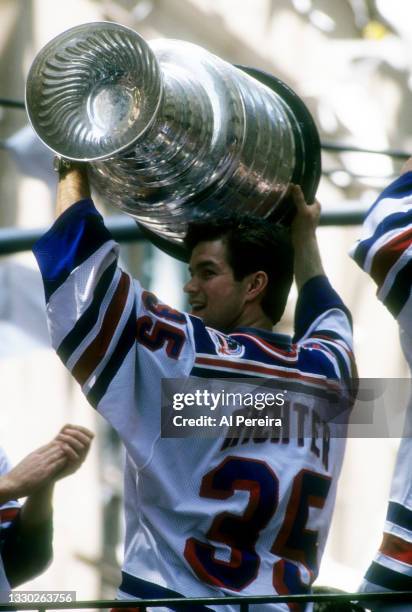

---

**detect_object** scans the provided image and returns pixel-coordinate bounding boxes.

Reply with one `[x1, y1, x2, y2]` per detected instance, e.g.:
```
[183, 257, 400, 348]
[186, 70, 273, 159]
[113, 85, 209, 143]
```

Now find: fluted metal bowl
[26, 21, 321, 260]
[26, 22, 162, 161]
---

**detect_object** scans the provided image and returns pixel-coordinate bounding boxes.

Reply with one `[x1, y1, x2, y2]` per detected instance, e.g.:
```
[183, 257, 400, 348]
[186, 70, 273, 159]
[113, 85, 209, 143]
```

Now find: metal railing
[321, 141, 410, 160]
[1, 591, 412, 611]
[0, 98, 25, 110]
[0, 216, 142, 256]
[0, 207, 368, 257]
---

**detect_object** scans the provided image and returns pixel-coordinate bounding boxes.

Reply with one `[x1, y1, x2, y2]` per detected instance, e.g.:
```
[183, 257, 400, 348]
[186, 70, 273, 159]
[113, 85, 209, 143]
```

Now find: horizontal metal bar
[0, 216, 144, 256]
[318, 207, 366, 226]
[0, 208, 365, 256]
[0, 97, 25, 109]
[1, 591, 412, 610]
[322, 141, 410, 160]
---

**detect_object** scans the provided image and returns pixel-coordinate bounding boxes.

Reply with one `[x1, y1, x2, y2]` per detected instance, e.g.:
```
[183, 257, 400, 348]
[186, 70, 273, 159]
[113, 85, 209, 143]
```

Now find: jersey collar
[232, 327, 292, 349]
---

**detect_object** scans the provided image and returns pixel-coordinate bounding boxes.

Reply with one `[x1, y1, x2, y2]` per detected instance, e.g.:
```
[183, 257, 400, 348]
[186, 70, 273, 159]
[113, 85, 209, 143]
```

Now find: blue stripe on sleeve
[190, 366, 257, 379]
[297, 344, 339, 381]
[387, 501, 412, 531]
[384, 258, 412, 318]
[33, 199, 113, 302]
[313, 335, 352, 383]
[293, 275, 351, 342]
[365, 561, 412, 591]
[367, 172, 412, 216]
[189, 315, 217, 354]
[352, 210, 412, 270]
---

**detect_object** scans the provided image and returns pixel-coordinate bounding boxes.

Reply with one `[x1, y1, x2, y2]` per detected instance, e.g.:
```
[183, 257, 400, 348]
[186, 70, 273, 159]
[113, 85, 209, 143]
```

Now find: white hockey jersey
[351, 172, 412, 605]
[0, 448, 20, 597]
[34, 199, 355, 611]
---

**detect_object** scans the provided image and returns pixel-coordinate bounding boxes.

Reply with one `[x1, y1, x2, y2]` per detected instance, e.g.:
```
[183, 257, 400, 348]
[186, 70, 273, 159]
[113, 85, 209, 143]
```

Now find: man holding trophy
[29, 21, 355, 611]
[32, 158, 354, 610]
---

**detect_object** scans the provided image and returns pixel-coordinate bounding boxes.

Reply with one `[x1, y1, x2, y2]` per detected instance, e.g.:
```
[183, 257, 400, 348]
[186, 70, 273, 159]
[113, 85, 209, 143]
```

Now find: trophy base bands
[4, 591, 76, 604]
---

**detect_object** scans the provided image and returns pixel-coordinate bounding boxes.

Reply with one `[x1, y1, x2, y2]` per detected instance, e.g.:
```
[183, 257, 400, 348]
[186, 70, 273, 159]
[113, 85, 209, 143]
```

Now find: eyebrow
[188, 260, 219, 274]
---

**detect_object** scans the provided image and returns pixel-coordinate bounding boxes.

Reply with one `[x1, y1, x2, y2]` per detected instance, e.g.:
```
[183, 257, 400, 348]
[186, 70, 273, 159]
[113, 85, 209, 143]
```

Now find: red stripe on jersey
[0, 507, 19, 524]
[310, 334, 351, 354]
[310, 334, 356, 371]
[231, 333, 298, 360]
[371, 226, 412, 288]
[72, 272, 130, 385]
[195, 356, 339, 390]
[379, 532, 412, 565]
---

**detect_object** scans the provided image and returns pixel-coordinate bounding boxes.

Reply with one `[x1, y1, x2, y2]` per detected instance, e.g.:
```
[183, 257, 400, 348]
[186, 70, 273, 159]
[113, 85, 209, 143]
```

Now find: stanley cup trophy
[26, 21, 321, 260]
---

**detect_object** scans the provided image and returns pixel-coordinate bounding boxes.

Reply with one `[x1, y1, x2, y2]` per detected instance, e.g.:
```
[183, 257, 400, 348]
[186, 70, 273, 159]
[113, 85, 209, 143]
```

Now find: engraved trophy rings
[26, 21, 320, 260]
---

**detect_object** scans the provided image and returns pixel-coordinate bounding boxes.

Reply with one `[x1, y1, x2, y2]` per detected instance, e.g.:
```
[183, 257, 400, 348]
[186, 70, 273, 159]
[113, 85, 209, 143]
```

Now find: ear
[244, 271, 268, 303]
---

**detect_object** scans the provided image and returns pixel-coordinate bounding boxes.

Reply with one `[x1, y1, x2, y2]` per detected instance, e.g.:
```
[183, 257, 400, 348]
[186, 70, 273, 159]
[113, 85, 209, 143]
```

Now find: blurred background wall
[0, 0, 410, 598]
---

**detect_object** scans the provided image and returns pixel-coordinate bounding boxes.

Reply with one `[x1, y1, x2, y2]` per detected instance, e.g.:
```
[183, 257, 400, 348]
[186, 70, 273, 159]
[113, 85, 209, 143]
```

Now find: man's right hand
[0, 424, 94, 502]
[54, 424, 94, 479]
[0, 442, 66, 502]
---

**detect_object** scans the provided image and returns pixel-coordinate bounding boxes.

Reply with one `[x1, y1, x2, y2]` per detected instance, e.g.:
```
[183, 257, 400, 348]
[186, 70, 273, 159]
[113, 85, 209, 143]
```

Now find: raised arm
[290, 184, 324, 290]
[288, 185, 355, 385]
[55, 161, 90, 218]
[350, 156, 412, 331]
[352, 159, 412, 603]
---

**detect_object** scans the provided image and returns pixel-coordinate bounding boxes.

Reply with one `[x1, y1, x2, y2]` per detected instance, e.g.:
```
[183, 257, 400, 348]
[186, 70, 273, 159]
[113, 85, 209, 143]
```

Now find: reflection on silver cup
[26, 21, 320, 258]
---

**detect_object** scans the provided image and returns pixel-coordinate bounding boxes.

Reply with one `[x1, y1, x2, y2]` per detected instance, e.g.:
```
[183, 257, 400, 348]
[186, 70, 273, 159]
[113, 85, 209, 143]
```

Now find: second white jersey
[351, 171, 412, 602]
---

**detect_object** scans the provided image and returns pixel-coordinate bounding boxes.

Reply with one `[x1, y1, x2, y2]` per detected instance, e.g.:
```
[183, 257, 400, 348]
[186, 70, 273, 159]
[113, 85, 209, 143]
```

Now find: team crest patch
[207, 328, 245, 357]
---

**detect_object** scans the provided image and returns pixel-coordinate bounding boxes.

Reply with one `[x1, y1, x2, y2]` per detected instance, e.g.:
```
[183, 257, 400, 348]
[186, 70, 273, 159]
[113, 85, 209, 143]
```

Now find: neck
[230, 309, 273, 332]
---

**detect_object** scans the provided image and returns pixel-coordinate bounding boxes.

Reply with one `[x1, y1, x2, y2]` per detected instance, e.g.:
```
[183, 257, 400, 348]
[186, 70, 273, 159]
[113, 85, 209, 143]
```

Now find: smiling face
[183, 239, 250, 332]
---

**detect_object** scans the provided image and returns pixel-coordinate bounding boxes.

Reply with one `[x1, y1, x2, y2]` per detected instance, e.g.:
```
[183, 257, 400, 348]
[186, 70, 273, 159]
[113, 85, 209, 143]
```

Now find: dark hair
[184, 212, 294, 325]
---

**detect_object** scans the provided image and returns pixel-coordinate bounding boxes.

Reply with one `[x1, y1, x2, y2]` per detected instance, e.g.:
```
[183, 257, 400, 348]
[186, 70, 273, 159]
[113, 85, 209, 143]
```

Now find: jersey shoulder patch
[207, 328, 245, 357]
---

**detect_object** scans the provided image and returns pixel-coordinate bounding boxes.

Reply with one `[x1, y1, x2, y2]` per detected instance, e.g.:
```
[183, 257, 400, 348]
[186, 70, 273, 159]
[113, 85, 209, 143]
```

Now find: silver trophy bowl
[26, 21, 320, 260]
